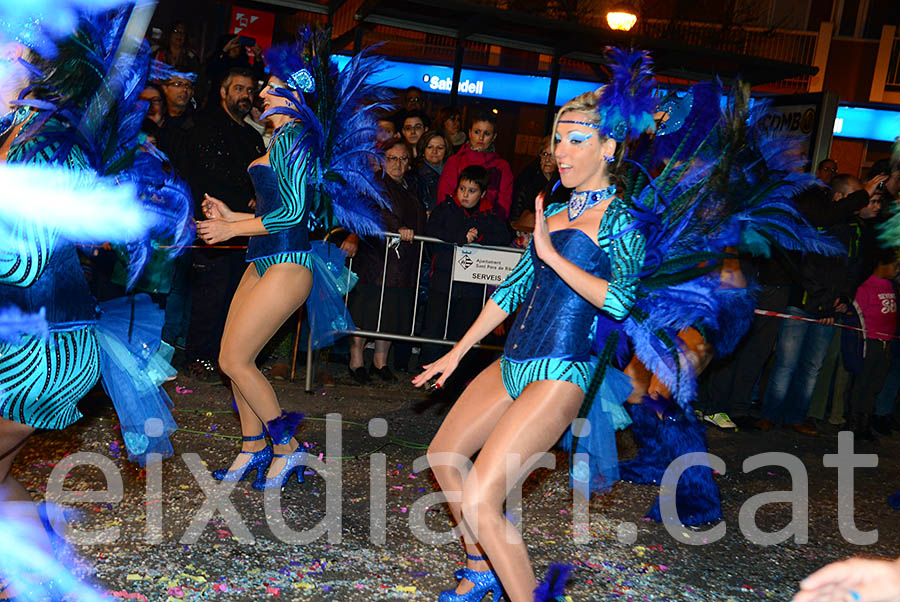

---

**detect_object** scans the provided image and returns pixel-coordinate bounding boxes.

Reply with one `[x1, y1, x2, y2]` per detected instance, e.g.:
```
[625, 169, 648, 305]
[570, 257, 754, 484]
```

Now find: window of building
[863, 0, 900, 38]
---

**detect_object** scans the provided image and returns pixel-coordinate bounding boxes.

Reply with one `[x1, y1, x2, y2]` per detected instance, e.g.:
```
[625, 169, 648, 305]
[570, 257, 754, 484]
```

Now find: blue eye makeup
[567, 131, 594, 144]
[554, 133, 562, 143]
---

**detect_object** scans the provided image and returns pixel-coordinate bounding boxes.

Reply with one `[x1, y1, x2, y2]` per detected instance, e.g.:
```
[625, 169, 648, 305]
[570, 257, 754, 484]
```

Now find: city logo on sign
[457, 252, 473, 270]
[423, 74, 484, 95]
[234, 12, 258, 30]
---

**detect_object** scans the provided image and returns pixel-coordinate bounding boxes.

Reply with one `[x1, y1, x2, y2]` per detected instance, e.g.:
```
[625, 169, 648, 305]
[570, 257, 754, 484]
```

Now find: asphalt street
[11, 360, 900, 601]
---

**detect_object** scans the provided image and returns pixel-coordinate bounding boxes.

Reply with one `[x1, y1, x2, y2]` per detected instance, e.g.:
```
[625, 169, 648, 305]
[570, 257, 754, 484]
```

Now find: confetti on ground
[7, 367, 899, 600]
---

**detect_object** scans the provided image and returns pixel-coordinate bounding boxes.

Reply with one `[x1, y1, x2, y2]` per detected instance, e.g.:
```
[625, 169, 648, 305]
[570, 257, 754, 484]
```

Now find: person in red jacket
[437, 108, 514, 220]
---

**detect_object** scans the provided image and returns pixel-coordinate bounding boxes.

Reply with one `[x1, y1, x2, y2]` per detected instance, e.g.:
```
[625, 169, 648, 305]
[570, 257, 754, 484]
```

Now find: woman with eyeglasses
[510, 136, 559, 224]
[139, 84, 167, 128]
[348, 139, 426, 383]
[152, 21, 201, 76]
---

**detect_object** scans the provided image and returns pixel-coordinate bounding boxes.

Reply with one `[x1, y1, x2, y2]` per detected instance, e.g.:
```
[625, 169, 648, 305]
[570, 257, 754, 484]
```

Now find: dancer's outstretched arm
[412, 300, 508, 389]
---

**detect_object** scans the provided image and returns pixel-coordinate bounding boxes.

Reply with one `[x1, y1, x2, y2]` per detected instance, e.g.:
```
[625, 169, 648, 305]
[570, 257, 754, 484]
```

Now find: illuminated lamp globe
[607, 9, 637, 31]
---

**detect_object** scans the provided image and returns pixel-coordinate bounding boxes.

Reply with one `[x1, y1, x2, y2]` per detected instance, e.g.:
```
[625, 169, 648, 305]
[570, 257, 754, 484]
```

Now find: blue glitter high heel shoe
[252, 411, 306, 491]
[251, 448, 306, 490]
[212, 432, 273, 487]
[438, 554, 504, 601]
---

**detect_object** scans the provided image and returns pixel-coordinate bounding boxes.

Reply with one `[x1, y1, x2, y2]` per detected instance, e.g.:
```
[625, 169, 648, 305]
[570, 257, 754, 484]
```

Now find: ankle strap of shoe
[466, 553, 488, 562]
[242, 432, 267, 442]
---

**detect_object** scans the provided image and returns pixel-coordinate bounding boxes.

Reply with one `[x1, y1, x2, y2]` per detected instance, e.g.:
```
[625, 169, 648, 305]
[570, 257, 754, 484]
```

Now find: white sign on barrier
[452, 246, 521, 285]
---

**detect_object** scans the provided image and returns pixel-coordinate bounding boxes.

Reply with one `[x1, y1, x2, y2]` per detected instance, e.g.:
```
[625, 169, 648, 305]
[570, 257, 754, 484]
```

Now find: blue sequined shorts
[499, 356, 594, 399]
[252, 251, 313, 276]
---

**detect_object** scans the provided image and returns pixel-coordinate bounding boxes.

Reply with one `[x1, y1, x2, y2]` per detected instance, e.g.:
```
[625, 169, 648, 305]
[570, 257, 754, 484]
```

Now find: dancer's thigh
[221, 263, 261, 337]
[0, 418, 34, 483]
[220, 263, 312, 366]
[429, 359, 512, 460]
[464, 380, 584, 506]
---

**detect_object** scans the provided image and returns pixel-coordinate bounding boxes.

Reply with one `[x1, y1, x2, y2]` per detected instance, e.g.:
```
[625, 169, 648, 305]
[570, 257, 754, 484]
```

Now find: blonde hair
[551, 87, 627, 183]
[550, 88, 603, 153]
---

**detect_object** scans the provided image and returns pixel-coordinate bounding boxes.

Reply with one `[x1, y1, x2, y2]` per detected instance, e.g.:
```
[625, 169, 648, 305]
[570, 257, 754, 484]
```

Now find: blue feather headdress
[260, 27, 391, 237]
[585, 47, 658, 142]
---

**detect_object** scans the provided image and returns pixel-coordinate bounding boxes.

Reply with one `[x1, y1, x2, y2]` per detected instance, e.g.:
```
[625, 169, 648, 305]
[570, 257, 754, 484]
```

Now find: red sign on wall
[230, 6, 275, 53]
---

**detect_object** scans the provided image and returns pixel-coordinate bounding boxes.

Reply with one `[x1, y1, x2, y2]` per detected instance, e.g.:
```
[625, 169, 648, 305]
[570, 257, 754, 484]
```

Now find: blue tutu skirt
[306, 240, 358, 350]
[95, 295, 177, 466]
[561, 364, 633, 499]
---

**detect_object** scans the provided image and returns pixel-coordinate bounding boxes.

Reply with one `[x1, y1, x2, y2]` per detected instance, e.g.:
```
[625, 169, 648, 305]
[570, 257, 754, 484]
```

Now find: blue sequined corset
[504, 229, 610, 362]
[0, 242, 98, 330]
[245, 164, 310, 261]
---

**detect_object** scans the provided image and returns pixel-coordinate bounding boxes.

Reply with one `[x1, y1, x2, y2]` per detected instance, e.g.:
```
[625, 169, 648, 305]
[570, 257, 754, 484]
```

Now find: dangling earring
[604, 155, 615, 163]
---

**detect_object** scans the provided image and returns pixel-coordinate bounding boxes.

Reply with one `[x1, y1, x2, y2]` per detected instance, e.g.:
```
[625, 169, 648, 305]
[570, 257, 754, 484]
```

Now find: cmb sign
[452, 246, 521, 285]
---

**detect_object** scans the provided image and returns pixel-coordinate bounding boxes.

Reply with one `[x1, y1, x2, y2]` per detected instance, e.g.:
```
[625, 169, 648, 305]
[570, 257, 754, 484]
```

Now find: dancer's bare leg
[216, 265, 268, 472]
[0, 418, 35, 501]
[462, 380, 583, 602]
[219, 263, 312, 477]
[427, 359, 513, 594]
[0, 418, 39, 600]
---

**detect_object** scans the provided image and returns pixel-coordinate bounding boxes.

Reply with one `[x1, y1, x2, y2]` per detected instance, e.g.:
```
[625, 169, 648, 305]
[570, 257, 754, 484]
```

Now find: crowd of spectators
[88, 21, 900, 444]
[697, 158, 900, 442]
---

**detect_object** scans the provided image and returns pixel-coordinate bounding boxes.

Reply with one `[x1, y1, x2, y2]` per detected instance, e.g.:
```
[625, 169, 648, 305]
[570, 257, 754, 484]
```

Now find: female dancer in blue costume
[197, 29, 385, 490]
[0, 53, 100, 506]
[197, 75, 322, 491]
[1, 9, 190, 597]
[414, 45, 840, 599]
[413, 85, 645, 601]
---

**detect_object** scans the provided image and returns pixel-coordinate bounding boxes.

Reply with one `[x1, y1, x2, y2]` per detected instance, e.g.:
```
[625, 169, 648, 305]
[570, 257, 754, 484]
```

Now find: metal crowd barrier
[294, 232, 525, 392]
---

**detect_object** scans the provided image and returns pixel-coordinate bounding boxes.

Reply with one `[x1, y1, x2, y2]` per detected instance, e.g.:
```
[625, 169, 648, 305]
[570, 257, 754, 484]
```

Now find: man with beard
[183, 67, 265, 381]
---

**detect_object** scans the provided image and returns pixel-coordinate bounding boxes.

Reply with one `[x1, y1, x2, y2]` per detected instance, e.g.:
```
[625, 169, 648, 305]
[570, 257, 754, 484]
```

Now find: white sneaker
[704, 412, 737, 429]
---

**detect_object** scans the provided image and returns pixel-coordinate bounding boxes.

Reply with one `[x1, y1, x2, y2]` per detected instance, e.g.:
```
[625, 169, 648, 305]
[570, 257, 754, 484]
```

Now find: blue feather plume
[609, 79, 844, 408]
[262, 27, 390, 237]
[620, 402, 723, 526]
[267, 411, 305, 445]
[0, 0, 127, 58]
[596, 47, 657, 142]
[10, 4, 193, 288]
[115, 147, 194, 287]
[533, 564, 573, 601]
[148, 58, 197, 83]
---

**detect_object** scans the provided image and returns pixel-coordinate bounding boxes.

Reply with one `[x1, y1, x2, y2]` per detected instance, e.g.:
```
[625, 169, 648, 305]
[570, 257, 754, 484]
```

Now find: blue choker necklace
[568, 185, 616, 221]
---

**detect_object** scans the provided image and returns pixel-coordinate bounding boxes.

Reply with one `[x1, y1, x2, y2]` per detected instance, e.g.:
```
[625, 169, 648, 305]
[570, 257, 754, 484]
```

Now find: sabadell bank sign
[423, 74, 485, 96]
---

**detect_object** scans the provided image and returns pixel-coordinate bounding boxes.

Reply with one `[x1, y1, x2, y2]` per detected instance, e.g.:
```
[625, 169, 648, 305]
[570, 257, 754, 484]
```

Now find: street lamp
[607, 4, 638, 31]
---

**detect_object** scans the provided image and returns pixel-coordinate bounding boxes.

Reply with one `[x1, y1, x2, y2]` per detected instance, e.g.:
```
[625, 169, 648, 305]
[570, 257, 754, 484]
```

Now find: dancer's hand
[202, 195, 235, 222]
[196, 218, 234, 245]
[532, 191, 558, 263]
[412, 349, 462, 390]
[793, 556, 900, 602]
